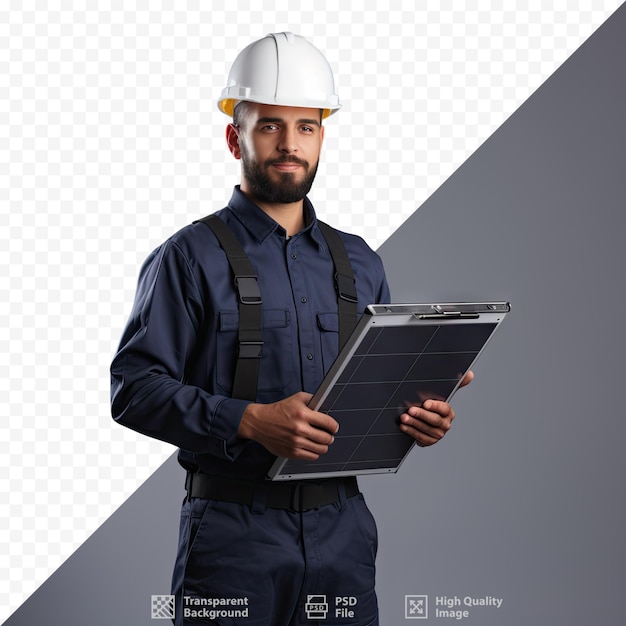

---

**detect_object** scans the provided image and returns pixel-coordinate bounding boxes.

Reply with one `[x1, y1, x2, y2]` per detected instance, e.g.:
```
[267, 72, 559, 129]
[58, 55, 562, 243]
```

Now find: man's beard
[240, 146, 319, 204]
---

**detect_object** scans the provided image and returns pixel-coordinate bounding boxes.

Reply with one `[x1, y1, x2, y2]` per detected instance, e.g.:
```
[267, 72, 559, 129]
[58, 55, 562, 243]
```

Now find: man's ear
[225, 123, 241, 159]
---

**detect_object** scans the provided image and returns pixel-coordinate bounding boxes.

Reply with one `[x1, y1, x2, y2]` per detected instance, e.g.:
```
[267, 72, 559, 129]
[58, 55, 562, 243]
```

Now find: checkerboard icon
[151, 595, 175, 619]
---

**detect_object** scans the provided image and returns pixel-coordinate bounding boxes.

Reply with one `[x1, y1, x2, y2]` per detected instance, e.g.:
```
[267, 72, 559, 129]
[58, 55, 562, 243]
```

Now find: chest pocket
[216, 309, 293, 394]
[317, 312, 339, 375]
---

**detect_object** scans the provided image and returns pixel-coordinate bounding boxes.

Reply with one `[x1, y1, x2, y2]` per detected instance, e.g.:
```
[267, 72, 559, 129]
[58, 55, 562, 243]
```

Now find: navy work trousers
[171, 489, 379, 626]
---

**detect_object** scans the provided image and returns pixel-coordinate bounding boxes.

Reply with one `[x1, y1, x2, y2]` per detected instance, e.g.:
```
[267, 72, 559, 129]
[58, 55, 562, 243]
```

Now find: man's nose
[277, 127, 298, 153]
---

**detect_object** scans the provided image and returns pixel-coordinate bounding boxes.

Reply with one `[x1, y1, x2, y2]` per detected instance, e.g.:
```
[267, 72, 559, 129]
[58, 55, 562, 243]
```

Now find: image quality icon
[405, 595, 428, 619]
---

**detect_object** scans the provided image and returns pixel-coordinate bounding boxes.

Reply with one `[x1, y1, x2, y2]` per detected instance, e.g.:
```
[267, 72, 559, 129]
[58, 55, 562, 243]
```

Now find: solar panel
[268, 302, 510, 481]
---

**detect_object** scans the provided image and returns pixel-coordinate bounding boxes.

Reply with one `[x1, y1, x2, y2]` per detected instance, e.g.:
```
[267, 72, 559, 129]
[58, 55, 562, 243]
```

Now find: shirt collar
[226, 186, 324, 249]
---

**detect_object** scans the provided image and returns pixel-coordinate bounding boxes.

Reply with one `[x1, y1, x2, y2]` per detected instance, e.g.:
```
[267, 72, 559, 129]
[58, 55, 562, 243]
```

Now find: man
[111, 32, 470, 626]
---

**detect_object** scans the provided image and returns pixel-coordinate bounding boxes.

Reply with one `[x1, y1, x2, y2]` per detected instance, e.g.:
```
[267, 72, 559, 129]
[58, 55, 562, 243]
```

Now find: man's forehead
[245, 102, 322, 124]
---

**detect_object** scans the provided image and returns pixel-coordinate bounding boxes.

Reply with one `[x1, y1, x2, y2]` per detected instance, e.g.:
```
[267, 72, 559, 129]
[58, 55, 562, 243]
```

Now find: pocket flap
[219, 309, 290, 332]
[316, 312, 339, 332]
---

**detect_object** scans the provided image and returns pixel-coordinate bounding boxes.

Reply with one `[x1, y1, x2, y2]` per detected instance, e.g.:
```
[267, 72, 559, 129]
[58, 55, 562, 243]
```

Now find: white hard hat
[218, 32, 341, 119]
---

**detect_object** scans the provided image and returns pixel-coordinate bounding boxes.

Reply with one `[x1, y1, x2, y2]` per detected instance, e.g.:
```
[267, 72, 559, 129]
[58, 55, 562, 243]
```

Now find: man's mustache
[267, 156, 309, 167]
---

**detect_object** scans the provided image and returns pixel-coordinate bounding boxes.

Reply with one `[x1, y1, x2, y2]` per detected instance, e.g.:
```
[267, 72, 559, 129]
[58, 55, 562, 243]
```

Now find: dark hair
[232, 101, 252, 128]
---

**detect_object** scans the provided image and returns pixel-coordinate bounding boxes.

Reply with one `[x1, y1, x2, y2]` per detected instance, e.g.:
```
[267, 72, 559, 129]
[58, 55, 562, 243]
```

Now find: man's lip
[272, 162, 303, 171]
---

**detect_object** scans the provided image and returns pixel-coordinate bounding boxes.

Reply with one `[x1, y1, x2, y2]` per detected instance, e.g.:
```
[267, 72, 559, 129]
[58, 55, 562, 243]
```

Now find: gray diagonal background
[4, 4, 626, 625]
[372, 3, 626, 623]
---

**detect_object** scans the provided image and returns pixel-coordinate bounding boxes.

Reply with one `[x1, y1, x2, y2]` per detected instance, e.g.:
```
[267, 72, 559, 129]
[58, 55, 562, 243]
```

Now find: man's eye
[261, 124, 279, 131]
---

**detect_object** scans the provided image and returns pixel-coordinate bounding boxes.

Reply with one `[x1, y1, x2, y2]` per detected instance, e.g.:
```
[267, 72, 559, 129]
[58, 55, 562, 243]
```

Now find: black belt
[185, 473, 359, 512]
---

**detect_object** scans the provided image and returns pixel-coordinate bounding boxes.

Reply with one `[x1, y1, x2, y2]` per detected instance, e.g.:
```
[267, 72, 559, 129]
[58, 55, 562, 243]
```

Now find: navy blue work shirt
[111, 187, 391, 480]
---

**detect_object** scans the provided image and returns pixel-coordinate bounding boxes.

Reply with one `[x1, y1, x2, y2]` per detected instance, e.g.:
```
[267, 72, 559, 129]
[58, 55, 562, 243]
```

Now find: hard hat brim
[219, 97, 339, 119]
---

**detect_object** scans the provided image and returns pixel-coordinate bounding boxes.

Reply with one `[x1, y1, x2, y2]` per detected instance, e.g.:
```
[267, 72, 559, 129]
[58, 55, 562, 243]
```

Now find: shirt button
[291, 253, 297, 259]
[307, 353, 314, 360]
[300, 297, 307, 303]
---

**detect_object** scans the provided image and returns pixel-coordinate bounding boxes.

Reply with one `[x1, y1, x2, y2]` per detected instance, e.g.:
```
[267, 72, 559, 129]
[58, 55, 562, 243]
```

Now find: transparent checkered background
[0, 0, 621, 619]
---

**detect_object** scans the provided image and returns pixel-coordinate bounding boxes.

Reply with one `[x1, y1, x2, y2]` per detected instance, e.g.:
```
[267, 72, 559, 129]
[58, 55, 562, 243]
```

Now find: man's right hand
[237, 392, 339, 459]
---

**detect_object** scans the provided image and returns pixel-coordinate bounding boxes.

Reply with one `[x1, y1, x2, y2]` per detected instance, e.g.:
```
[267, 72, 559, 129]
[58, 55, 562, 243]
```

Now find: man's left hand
[399, 370, 474, 447]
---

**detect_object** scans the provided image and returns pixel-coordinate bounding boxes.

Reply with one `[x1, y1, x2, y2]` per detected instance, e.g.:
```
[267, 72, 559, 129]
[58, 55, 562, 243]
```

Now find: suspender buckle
[234, 275, 262, 304]
[335, 272, 358, 303]
[238, 341, 263, 359]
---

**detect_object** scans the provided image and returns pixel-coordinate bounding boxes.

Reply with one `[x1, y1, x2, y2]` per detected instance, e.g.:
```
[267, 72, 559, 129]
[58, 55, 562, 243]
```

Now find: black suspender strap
[195, 215, 263, 401]
[316, 221, 358, 350]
